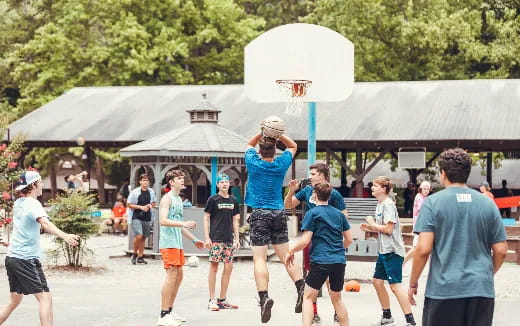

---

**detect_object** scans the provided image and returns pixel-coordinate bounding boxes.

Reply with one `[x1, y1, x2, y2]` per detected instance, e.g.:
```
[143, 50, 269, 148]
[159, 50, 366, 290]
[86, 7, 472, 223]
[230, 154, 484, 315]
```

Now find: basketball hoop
[276, 79, 312, 117]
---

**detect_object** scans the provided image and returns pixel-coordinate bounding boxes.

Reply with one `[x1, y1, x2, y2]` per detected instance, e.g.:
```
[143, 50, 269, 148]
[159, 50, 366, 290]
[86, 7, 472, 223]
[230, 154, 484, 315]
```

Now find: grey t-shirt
[375, 197, 405, 257]
[415, 187, 507, 299]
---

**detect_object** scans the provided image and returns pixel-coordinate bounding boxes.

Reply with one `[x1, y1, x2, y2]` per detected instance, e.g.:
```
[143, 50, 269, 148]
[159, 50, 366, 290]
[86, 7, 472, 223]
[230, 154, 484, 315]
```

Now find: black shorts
[305, 263, 345, 292]
[248, 209, 288, 246]
[423, 297, 494, 326]
[5, 256, 50, 295]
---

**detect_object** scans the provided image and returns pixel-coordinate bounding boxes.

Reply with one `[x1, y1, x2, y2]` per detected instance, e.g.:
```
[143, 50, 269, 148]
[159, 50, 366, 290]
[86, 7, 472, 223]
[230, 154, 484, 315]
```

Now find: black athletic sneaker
[295, 284, 304, 313]
[137, 256, 148, 264]
[334, 312, 340, 323]
[260, 297, 274, 323]
[131, 254, 137, 265]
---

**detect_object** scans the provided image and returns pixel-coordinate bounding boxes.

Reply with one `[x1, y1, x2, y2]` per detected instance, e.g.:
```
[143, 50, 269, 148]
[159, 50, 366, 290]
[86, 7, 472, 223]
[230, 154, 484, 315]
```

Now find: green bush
[47, 191, 99, 267]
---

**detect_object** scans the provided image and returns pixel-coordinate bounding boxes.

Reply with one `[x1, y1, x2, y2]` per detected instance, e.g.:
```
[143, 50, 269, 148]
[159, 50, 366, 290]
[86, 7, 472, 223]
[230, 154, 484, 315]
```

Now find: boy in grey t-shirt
[408, 148, 507, 326]
[361, 176, 416, 326]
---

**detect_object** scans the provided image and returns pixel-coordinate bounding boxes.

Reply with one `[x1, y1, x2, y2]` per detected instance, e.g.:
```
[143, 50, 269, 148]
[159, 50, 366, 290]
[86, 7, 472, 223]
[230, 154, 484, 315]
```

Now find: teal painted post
[211, 157, 217, 195]
[308, 102, 317, 169]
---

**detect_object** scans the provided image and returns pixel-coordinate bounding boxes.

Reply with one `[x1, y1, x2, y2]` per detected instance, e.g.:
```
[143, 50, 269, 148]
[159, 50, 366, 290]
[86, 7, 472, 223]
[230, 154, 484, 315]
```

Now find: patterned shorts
[209, 242, 235, 263]
[248, 209, 288, 246]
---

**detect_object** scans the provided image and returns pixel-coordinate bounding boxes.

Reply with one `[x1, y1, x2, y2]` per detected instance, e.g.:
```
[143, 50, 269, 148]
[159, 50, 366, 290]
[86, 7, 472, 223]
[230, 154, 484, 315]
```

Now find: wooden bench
[505, 226, 520, 265]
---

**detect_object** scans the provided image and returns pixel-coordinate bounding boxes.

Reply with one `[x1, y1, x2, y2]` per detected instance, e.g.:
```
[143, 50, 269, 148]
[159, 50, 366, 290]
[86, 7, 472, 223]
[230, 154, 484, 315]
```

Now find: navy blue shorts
[373, 252, 403, 284]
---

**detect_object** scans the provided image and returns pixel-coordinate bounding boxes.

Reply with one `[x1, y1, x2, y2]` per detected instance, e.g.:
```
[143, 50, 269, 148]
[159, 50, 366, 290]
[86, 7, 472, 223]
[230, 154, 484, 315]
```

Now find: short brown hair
[438, 148, 471, 184]
[139, 174, 149, 181]
[259, 136, 276, 158]
[165, 169, 185, 184]
[309, 163, 330, 181]
[313, 182, 332, 202]
[373, 176, 392, 194]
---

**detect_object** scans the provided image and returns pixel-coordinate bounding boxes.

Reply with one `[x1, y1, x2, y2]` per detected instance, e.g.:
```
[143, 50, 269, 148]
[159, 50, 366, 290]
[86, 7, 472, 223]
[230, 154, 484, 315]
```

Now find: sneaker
[295, 284, 304, 313]
[372, 315, 395, 326]
[260, 297, 274, 323]
[217, 298, 238, 309]
[334, 312, 340, 323]
[157, 314, 180, 326]
[131, 254, 137, 265]
[170, 311, 186, 323]
[119, 233, 126, 237]
[208, 299, 220, 311]
[312, 313, 321, 325]
[137, 256, 148, 264]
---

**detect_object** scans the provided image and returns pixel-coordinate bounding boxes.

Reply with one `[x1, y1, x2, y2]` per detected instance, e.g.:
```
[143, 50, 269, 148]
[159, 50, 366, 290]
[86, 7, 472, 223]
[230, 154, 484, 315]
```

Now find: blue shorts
[131, 220, 151, 237]
[373, 252, 403, 284]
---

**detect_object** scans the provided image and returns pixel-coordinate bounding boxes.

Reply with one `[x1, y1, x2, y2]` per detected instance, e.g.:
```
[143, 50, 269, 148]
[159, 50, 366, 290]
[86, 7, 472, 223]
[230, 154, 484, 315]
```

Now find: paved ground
[0, 234, 519, 326]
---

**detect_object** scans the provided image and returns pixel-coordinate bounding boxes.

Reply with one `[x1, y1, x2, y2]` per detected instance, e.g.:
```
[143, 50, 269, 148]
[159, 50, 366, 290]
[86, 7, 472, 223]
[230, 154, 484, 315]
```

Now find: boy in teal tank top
[157, 170, 204, 326]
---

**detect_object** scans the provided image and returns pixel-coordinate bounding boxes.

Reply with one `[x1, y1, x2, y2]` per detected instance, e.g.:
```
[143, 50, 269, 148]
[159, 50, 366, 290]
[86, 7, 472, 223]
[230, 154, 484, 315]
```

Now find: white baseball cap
[15, 171, 42, 191]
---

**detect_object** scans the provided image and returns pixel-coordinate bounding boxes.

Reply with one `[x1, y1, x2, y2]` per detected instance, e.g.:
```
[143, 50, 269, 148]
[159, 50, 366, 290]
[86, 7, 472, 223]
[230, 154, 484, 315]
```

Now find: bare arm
[203, 212, 211, 248]
[365, 221, 395, 235]
[38, 218, 79, 246]
[343, 229, 353, 248]
[278, 134, 297, 156]
[288, 231, 313, 256]
[491, 241, 507, 274]
[408, 231, 434, 305]
[233, 213, 240, 249]
[284, 179, 301, 209]
[247, 133, 263, 149]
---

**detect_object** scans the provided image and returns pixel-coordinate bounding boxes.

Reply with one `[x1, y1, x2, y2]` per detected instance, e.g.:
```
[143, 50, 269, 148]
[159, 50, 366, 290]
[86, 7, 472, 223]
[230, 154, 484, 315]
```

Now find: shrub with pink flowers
[0, 118, 24, 231]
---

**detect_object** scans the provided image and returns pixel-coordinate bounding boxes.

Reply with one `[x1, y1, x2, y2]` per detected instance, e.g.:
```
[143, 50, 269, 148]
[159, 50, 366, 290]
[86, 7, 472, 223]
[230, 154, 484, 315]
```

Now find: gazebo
[119, 94, 248, 253]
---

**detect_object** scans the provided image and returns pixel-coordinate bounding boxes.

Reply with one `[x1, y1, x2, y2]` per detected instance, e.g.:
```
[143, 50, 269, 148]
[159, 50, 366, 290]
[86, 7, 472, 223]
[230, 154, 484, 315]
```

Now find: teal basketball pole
[211, 156, 217, 195]
[307, 102, 317, 168]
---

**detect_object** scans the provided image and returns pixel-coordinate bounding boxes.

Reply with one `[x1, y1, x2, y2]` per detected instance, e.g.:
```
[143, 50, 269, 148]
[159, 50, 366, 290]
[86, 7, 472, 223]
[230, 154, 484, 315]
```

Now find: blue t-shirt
[244, 148, 293, 210]
[301, 205, 350, 264]
[295, 186, 346, 213]
[8, 197, 49, 259]
[415, 187, 507, 299]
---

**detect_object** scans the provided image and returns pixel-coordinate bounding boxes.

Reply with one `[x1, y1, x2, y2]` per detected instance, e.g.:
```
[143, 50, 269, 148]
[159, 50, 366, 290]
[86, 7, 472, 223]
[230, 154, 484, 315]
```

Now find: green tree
[46, 191, 99, 267]
[5, 0, 265, 116]
[307, 0, 520, 81]
[238, 0, 313, 29]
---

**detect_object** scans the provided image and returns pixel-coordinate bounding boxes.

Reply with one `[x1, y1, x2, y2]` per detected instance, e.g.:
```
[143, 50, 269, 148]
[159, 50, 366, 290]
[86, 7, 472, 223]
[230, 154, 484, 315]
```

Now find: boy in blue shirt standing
[286, 182, 353, 326]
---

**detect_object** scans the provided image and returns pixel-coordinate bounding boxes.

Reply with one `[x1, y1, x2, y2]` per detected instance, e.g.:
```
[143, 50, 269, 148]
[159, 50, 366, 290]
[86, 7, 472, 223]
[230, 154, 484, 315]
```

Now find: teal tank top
[159, 192, 184, 249]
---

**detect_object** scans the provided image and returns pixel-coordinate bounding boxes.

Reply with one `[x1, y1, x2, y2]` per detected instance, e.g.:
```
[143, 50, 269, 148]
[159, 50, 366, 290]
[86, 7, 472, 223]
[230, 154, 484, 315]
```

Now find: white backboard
[398, 152, 426, 169]
[244, 23, 354, 103]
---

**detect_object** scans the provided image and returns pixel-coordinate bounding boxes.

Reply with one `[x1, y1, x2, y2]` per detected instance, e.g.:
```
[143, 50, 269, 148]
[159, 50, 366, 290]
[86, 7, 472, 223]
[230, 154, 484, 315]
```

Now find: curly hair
[438, 148, 471, 184]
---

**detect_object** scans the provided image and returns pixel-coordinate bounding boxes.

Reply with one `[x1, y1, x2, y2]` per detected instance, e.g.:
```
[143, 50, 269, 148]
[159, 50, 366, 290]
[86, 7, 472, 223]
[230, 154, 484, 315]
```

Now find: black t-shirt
[204, 195, 240, 242]
[134, 190, 152, 221]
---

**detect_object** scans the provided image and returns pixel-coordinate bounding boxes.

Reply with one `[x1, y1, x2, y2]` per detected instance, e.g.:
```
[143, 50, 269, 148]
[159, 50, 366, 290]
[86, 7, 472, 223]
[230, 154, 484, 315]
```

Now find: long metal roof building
[7, 79, 520, 152]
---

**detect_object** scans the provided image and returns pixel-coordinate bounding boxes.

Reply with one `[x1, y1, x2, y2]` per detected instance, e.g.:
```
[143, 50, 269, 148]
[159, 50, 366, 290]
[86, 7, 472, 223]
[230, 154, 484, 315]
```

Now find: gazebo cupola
[186, 93, 221, 123]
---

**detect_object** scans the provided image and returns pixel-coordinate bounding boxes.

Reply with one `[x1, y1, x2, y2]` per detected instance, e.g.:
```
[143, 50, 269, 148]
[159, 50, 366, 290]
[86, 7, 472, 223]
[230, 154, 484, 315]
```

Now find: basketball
[76, 137, 85, 146]
[261, 116, 285, 139]
[344, 280, 360, 292]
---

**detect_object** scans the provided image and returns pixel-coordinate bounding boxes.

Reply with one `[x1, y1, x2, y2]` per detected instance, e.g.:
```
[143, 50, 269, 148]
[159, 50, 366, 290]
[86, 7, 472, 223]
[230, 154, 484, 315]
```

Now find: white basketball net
[276, 80, 312, 117]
